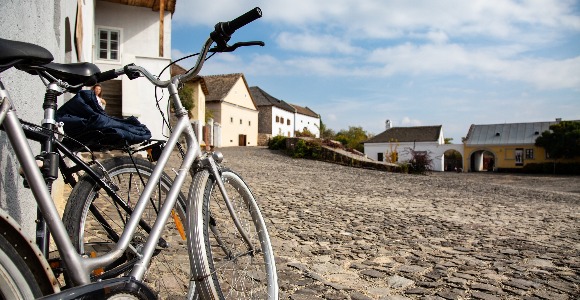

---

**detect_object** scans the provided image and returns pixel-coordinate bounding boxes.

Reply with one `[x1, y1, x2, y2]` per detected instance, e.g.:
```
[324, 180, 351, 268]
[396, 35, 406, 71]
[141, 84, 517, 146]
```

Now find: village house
[291, 103, 321, 138]
[463, 119, 579, 172]
[94, 0, 176, 140]
[363, 120, 463, 172]
[250, 86, 321, 143]
[250, 86, 296, 143]
[203, 73, 259, 147]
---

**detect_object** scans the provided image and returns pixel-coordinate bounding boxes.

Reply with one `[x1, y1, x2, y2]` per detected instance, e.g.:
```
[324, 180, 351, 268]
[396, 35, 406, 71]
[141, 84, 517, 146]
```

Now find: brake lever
[209, 41, 265, 53]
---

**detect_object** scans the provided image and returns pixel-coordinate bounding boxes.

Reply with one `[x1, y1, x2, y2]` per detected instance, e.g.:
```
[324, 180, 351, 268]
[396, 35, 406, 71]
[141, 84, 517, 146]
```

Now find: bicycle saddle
[25, 62, 102, 86]
[0, 38, 101, 86]
[0, 38, 54, 69]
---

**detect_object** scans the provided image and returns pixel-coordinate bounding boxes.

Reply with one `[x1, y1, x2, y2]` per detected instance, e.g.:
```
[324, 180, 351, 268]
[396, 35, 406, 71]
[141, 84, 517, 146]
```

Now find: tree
[535, 121, 580, 159]
[335, 126, 370, 152]
[444, 138, 453, 144]
[317, 119, 336, 139]
[177, 84, 195, 118]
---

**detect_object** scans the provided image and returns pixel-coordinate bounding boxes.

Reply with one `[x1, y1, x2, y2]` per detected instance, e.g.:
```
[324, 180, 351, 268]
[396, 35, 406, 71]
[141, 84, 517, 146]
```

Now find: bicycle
[0, 6, 277, 299]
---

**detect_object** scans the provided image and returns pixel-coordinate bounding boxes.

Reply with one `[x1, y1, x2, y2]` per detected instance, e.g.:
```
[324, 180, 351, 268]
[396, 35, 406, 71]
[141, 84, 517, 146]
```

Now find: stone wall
[258, 133, 272, 146]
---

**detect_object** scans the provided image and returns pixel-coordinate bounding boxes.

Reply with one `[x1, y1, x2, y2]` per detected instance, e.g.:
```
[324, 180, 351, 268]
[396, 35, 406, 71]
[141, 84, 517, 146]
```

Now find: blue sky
[171, 0, 580, 142]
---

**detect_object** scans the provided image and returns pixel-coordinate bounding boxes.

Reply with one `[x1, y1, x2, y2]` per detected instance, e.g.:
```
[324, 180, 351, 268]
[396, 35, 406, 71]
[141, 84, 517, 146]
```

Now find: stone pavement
[216, 147, 580, 300]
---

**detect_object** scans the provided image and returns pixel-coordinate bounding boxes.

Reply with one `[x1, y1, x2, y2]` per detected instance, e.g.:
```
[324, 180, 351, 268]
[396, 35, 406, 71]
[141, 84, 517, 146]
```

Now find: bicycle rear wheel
[189, 168, 277, 299]
[62, 156, 192, 299]
[0, 233, 44, 299]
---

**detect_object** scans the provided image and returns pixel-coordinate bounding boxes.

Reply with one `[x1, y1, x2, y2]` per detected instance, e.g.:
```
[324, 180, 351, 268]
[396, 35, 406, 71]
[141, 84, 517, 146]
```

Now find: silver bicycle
[0, 7, 277, 300]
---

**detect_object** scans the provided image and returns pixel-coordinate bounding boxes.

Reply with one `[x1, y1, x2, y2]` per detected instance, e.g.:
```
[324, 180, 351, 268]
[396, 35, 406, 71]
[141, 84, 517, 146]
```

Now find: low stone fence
[284, 137, 400, 172]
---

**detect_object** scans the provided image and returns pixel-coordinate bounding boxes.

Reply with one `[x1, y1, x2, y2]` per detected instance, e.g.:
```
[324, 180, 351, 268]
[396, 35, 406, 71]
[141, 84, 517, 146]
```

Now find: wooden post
[159, 0, 165, 57]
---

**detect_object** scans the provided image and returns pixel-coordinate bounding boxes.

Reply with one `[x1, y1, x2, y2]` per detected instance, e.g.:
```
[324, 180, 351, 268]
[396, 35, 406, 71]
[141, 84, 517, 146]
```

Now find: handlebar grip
[95, 69, 118, 83]
[227, 7, 262, 35]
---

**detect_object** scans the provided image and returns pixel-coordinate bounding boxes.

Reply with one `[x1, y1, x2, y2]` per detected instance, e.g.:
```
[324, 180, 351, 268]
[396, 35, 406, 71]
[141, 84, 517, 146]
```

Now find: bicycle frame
[0, 35, 255, 289]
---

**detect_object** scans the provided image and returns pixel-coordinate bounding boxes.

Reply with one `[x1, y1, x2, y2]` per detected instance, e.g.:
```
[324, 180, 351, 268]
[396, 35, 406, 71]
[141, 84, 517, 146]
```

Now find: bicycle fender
[0, 209, 60, 295]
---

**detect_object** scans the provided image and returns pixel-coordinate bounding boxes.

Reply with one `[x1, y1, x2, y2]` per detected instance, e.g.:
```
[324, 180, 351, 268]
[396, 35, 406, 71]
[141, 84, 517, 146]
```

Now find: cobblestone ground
[215, 147, 580, 300]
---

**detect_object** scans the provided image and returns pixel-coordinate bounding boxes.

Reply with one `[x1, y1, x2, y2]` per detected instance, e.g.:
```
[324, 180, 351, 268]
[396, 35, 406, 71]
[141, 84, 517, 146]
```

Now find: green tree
[335, 126, 370, 152]
[444, 138, 453, 144]
[535, 121, 580, 159]
[317, 119, 336, 139]
[177, 84, 195, 118]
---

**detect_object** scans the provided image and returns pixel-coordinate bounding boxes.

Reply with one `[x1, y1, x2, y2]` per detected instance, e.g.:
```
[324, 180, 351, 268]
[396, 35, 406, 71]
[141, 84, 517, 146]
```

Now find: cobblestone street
[217, 147, 580, 300]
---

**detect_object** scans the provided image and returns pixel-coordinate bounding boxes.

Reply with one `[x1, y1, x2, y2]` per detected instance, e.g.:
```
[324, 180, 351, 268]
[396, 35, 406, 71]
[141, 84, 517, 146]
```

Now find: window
[248, 121, 251, 126]
[287, 119, 291, 125]
[230, 117, 233, 123]
[525, 149, 534, 159]
[377, 153, 384, 162]
[97, 28, 120, 60]
[240, 119, 242, 125]
[281, 117, 284, 124]
[275, 116, 279, 122]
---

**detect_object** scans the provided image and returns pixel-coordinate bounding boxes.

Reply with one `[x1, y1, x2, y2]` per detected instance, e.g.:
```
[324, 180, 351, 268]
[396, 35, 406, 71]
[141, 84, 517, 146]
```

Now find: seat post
[36, 82, 64, 257]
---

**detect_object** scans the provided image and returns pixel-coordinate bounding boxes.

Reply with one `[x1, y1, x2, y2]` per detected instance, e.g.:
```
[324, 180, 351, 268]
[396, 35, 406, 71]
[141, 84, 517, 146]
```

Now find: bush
[406, 149, 433, 175]
[268, 136, 287, 150]
[291, 139, 322, 159]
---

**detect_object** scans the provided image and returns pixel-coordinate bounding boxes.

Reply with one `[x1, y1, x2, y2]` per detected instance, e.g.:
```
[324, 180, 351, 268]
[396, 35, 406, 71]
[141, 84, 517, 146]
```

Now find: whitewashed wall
[364, 142, 464, 172]
[272, 106, 295, 137]
[294, 113, 320, 137]
[0, 0, 94, 236]
[94, 1, 172, 139]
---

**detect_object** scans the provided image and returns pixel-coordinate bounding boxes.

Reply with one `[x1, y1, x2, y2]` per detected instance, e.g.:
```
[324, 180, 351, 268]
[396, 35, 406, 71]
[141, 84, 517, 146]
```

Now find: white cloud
[275, 32, 362, 54]
[400, 117, 422, 127]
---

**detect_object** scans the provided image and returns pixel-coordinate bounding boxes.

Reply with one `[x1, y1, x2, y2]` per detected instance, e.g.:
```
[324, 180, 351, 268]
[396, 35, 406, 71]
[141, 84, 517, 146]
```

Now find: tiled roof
[170, 64, 208, 94]
[249, 86, 295, 112]
[289, 104, 319, 118]
[464, 121, 566, 145]
[364, 125, 442, 143]
[203, 73, 244, 102]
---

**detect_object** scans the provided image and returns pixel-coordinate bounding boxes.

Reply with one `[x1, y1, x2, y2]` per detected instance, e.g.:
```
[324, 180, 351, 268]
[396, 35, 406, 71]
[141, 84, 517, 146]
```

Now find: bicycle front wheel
[63, 156, 192, 299]
[189, 168, 277, 299]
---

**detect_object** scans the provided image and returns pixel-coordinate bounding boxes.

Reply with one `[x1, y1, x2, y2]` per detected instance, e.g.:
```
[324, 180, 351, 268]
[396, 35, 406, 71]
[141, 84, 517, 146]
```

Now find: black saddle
[0, 38, 100, 86]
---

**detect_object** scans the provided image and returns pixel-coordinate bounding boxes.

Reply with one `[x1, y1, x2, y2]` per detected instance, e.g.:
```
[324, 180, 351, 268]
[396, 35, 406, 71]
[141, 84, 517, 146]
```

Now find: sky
[171, 0, 580, 142]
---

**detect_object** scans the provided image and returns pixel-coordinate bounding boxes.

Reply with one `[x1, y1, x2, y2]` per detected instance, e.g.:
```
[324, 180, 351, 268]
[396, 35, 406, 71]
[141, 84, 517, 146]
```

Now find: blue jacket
[56, 90, 151, 145]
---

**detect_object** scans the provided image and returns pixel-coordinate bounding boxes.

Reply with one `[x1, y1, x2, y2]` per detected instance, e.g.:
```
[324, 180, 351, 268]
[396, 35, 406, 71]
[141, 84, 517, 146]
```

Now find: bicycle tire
[0, 233, 44, 299]
[62, 156, 193, 299]
[189, 168, 278, 299]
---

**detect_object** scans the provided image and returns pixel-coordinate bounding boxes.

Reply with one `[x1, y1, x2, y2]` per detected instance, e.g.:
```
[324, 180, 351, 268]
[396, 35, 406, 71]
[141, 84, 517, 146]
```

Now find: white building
[94, 0, 175, 139]
[250, 86, 321, 139]
[250, 86, 296, 137]
[291, 104, 320, 138]
[364, 121, 463, 172]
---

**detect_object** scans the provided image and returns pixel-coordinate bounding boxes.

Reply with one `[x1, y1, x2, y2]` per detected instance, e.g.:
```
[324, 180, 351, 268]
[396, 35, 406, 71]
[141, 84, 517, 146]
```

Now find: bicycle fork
[205, 155, 256, 255]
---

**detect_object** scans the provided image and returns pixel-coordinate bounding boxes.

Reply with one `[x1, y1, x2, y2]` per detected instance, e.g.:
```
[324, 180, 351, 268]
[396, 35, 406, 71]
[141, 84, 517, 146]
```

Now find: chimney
[385, 119, 392, 130]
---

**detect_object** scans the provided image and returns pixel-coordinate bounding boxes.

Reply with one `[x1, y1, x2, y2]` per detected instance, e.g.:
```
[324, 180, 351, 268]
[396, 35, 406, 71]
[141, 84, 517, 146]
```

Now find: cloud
[275, 32, 363, 54]
[400, 117, 422, 127]
[174, 0, 580, 42]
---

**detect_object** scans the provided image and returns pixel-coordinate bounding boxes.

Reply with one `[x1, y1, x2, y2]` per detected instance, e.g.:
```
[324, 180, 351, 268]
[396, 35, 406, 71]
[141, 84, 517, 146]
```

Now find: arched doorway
[444, 149, 463, 171]
[470, 150, 496, 172]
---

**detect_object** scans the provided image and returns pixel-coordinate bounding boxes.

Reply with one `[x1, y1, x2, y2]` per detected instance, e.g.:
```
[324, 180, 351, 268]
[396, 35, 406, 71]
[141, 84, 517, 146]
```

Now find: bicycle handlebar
[95, 7, 263, 88]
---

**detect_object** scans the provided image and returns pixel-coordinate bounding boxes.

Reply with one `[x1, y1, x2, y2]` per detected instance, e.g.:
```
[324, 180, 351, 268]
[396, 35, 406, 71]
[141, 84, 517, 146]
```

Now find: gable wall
[222, 79, 256, 110]
[295, 113, 320, 137]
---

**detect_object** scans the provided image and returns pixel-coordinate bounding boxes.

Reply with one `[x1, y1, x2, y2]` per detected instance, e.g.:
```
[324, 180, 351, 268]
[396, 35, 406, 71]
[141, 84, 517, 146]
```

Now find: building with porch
[463, 119, 579, 172]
